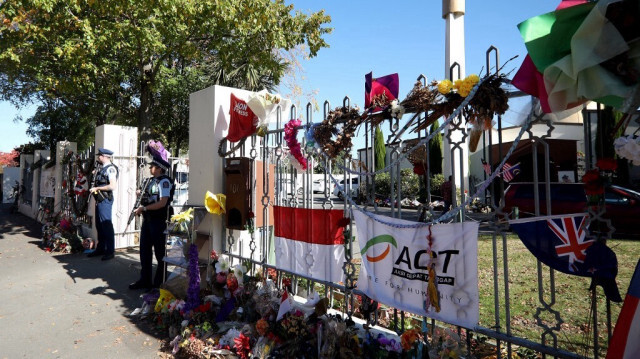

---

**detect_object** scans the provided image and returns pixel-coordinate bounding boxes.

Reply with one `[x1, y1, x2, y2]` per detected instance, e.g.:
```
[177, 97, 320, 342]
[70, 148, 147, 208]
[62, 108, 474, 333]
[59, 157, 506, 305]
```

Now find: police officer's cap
[147, 154, 170, 171]
[97, 148, 114, 156]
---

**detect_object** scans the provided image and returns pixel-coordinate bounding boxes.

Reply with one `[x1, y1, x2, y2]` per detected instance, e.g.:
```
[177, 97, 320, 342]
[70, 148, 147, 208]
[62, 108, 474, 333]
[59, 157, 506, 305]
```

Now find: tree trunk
[139, 77, 153, 144]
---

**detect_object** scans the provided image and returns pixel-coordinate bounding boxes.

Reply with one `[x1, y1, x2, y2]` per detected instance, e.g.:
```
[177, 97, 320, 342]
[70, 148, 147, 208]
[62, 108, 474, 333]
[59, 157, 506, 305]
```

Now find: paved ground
[0, 204, 165, 359]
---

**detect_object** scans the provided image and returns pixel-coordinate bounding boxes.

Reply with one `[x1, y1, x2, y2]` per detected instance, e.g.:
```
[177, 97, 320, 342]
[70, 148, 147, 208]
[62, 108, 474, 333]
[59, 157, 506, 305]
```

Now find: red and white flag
[276, 290, 293, 321]
[273, 206, 346, 283]
[607, 259, 640, 359]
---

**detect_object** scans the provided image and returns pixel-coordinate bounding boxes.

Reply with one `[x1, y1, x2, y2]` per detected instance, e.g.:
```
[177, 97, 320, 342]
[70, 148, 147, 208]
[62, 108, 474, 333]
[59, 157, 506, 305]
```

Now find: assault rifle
[90, 162, 106, 202]
[124, 177, 151, 233]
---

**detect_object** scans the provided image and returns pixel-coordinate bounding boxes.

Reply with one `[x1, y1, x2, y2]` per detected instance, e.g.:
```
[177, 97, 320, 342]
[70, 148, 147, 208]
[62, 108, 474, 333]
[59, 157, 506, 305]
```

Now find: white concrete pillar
[33, 150, 51, 220]
[94, 124, 138, 248]
[189, 85, 254, 256]
[18, 154, 33, 217]
[54, 141, 76, 215]
[189, 85, 290, 260]
[442, 0, 470, 198]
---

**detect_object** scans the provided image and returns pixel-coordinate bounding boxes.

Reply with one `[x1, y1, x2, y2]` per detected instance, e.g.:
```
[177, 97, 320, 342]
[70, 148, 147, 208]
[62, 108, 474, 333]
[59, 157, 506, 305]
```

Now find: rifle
[124, 177, 151, 233]
[90, 162, 106, 202]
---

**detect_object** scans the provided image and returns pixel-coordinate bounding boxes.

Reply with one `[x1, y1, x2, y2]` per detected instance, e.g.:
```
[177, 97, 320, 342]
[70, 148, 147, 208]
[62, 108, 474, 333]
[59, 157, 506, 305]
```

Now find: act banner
[354, 210, 479, 329]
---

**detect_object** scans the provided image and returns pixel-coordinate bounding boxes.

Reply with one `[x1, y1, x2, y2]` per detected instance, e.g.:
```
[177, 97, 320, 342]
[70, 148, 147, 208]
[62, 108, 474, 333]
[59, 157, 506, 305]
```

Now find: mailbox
[224, 157, 253, 230]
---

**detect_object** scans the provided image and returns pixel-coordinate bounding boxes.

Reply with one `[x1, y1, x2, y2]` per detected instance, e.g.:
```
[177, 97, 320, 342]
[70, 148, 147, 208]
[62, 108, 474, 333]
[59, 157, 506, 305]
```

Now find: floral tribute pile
[41, 215, 84, 253]
[144, 247, 502, 358]
[146, 250, 437, 359]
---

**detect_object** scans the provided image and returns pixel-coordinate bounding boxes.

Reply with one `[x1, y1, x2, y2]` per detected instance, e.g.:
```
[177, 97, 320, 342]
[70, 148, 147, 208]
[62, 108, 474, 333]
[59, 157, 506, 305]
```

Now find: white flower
[234, 264, 247, 284]
[215, 258, 230, 273]
[219, 328, 241, 347]
[390, 99, 405, 119]
[181, 320, 189, 327]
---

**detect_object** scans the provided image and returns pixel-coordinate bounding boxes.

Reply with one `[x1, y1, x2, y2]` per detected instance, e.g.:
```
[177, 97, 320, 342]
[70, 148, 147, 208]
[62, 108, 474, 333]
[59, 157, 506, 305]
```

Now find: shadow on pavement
[0, 203, 167, 341]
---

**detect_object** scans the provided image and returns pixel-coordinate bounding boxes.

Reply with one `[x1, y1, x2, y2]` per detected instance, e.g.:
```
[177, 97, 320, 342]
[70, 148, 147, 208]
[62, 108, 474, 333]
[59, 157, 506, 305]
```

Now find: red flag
[607, 260, 640, 359]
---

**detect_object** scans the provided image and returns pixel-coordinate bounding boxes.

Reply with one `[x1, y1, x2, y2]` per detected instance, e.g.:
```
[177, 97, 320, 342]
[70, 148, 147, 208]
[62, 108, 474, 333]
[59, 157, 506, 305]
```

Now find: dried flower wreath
[313, 106, 363, 159]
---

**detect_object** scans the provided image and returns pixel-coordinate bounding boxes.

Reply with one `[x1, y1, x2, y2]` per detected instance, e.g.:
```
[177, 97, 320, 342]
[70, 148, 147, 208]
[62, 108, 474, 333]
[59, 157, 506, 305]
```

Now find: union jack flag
[547, 215, 593, 273]
[509, 214, 596, 276]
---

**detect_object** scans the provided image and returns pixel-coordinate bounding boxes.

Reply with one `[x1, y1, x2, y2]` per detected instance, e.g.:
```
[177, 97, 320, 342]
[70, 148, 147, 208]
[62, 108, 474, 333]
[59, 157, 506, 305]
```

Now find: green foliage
[373, 169, 420, 200]
[430, 173, 445, 197]
[0, 0, 332, 150]
[374, 125, 386, 171]
[429, 120, 443, 174]
[25, 100, 94, 155]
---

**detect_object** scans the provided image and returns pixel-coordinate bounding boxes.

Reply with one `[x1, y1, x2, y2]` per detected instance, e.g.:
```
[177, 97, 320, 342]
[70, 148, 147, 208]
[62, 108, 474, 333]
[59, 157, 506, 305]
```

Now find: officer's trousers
[95, 198, 115, 255]
[139, 216, 167, 287]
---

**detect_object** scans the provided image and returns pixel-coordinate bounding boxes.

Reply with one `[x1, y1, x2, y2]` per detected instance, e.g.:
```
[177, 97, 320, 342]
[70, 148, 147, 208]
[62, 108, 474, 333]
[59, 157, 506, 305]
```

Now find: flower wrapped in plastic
[204, 191, 226, 215]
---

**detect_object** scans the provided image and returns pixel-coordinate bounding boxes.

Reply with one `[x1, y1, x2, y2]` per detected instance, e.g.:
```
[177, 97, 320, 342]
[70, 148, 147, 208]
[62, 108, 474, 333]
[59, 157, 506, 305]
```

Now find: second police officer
[129, 154, 173, 290]
[88, 148, 118, 261]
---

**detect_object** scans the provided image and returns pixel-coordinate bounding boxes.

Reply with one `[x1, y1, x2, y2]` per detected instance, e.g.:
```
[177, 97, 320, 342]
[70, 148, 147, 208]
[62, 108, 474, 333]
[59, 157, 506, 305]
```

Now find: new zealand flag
[510, 213, 621, 301]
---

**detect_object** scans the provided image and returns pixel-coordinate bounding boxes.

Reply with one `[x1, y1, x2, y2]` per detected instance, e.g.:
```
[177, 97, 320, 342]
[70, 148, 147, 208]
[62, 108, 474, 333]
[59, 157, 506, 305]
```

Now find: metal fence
[216, 54, 624, 359]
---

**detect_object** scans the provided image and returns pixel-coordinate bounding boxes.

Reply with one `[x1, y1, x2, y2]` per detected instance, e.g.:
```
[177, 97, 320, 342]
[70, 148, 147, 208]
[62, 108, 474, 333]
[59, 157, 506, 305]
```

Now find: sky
[0, 0, 563, 153]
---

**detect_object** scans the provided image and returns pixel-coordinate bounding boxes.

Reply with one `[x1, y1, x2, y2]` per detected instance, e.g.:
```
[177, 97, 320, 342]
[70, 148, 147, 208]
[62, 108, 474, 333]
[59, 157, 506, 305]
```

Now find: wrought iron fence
[216, 51, 622, 359]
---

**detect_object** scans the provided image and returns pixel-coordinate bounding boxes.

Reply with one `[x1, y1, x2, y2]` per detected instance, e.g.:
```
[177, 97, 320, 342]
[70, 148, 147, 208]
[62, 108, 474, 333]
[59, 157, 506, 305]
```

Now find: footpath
[0, 204, 165, 359]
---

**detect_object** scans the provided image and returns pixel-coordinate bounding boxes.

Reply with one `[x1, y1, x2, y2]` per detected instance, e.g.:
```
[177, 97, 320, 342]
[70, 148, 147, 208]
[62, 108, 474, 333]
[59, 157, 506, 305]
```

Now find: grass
[477, 234, 639, 357]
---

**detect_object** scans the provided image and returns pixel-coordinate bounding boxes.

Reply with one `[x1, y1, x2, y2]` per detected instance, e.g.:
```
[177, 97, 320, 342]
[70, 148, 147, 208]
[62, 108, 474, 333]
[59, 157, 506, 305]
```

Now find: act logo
[360, 234, 397, 262]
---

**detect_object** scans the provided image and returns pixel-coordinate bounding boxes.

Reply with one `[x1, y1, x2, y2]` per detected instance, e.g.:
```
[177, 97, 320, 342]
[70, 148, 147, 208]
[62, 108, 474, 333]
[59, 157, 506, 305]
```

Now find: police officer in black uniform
[129, 154, 173, 290]
[89, 148, 118, 260]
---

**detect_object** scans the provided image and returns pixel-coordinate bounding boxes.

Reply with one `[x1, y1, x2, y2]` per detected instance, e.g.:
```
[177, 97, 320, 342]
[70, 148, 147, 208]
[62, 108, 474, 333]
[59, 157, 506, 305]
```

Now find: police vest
[141, 175, 174, 219]
[95, 164, 119, 195]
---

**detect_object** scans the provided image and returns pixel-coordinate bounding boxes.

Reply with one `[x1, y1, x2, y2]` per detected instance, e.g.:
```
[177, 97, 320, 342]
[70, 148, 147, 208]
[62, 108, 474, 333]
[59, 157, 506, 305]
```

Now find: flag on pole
[500, 162, 521, 182]
[354, 210, 480, 329]
[273, 206, 346, 283]
[607, 259, 640, 358]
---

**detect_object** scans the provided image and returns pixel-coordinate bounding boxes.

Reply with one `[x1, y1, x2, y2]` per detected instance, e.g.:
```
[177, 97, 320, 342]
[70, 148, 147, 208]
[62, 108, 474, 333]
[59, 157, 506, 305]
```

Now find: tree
[0, 150, 20, 167]
[374, 125, 386, 171]
[25, 100, 95, 155]
[0, 0, 332, 148]
[428, 120, 443, 174]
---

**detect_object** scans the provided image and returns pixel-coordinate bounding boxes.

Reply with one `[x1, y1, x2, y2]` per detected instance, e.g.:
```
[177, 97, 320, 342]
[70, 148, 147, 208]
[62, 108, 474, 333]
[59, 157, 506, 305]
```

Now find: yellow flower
[437, 79, 453, 95]
[204, 191, 226, 215]
[466, 74, 479, 85]
[453, 79, 463, 91]
[171, 207, 194, 224]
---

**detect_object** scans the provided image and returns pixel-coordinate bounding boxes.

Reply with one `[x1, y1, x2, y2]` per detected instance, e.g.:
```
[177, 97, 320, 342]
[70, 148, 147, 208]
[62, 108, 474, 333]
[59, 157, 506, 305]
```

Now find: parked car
[332, 177, 360, 199]
[503, 182, 640, 236]
[313, 179, 325, 193]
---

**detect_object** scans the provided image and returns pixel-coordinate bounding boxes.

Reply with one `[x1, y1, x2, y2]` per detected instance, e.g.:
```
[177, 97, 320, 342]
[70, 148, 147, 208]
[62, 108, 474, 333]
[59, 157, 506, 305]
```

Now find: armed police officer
[89, 148, 118, 260]
[129, 154, 173, 290]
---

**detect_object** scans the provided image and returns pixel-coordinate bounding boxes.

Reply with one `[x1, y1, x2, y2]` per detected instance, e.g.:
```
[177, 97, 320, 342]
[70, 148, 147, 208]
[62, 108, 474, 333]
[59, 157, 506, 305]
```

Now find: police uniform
[90, 148, 118, 259]
[130, 156, 172, 290]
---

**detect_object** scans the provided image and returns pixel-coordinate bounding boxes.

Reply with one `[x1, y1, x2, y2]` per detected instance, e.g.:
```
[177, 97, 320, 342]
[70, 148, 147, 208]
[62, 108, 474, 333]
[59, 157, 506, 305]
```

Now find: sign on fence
[354, 210, 479, 329]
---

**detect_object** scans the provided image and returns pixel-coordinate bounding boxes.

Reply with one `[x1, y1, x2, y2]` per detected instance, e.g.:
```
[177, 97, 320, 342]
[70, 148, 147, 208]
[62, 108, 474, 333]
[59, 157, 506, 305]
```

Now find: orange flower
[256, 319, 269, 336]
[400, 328, 421, 350]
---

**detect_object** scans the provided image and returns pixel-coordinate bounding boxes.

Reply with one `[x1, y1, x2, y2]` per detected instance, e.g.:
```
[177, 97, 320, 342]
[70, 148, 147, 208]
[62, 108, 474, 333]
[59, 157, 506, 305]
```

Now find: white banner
[39, 167, 55, 198]
[354, 210, 479, 329]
